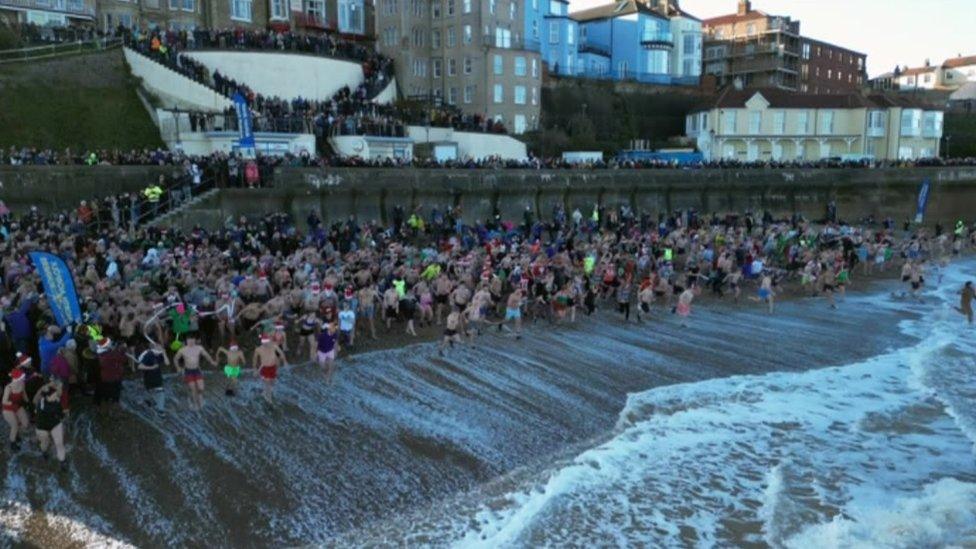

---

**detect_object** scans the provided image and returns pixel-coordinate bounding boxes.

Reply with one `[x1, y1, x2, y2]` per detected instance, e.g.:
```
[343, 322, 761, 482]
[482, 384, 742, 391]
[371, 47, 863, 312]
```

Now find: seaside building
[567, 0, 701, 85]
[0, 0, 95, 27]
[375, 0, 543, 134]
[522, 0, 577, 77]
[91, 0, 371, 36]
[685, 88, 943, 162]
[701, 0, 865, 93]
[871, 55, 976, 92]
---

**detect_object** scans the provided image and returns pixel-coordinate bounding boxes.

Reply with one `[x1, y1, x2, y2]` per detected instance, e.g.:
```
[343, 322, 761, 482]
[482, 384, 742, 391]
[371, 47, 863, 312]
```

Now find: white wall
[170, 131, 316, 157]
[407, 126, 527, 160]
[125, 48, 233, 112]
[330, 135, 413, 161]
[184, 51, 364, 101]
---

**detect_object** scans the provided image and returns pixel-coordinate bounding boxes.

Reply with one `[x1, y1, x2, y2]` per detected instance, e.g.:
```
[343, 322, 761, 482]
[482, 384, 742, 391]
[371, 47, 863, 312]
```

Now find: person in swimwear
[675, 287, 694, 328]
[957, 281, 975, 324]
[32, 379, 67, 469]
[440, 308, 464, 354]
[252, 333, 286, 404]
[298, 311, 319, 363]
[2, 355, 32, 451]
[215, 341, 246, 396]
[749, 271, 775, 314]
[498, 289, 524, 339]
[173, 334, 217, 410]
[316, 322, 340, 384]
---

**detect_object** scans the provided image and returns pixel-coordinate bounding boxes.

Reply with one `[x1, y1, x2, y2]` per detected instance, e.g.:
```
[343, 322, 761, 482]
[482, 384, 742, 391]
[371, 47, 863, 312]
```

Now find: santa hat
[344, 287, 354, 298]
[274, 324, 285, 331]
[229, 340, 239, 351]
[14, 353, 31, 370]
[259, 333, 272, 344]
[10, 368, 25, 381]
[97, 337, 112, 353]
[311, 282, 322, 294]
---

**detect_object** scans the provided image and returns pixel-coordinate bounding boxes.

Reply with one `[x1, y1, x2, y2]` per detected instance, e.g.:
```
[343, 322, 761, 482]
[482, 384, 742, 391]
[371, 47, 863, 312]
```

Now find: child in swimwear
[216, 342, 245, 396]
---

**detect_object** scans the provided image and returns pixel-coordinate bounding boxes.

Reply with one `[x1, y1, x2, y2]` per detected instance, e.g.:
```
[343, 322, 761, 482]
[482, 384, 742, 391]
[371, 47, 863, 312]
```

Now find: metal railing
[0, 37, 121, 64]
[640, 31, 673, 46]
[81, 174, 218, 234]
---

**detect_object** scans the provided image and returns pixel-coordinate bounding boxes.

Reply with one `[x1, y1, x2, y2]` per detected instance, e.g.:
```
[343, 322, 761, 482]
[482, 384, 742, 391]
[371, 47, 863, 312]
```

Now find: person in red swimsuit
[252, 333, 286, 405]
[2, 355, 32, 451]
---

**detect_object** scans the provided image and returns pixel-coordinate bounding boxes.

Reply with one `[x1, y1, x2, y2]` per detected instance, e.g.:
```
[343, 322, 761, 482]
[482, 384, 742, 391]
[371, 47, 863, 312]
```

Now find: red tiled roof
[701, 10, 767, 28]
[900, 66, 936, 76]
[943, 55, 976, 69]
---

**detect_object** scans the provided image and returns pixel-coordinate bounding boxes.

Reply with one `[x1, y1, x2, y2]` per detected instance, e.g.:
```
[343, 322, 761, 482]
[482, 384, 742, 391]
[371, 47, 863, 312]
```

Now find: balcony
[578, 42, 610, 57]
[0, 0, 94, 18]
[640, 30, 673, 49]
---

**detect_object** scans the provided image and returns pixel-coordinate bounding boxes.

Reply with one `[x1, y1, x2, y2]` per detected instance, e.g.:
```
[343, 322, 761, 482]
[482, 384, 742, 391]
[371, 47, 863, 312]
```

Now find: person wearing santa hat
[2, 355, 32, 450]
[252, 332, 286, 405]
[216, 341, 246, 396]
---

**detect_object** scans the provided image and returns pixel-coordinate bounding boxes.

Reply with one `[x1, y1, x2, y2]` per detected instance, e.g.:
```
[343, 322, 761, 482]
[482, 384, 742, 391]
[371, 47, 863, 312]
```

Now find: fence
[0, 37, 122, 64]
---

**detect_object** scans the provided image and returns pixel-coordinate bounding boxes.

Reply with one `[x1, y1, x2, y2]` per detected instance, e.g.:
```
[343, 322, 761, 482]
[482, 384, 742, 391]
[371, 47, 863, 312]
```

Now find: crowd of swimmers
[2, 195, 976, 470]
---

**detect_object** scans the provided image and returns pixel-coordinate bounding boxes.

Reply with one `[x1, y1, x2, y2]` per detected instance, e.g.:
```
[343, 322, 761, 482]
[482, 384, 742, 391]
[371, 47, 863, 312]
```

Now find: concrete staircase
[124, 46, 232, 112]
[147, 188, 222, 228]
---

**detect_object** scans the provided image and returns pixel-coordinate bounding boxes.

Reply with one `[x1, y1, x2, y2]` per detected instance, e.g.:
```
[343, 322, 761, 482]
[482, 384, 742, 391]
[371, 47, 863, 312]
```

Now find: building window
[549, 22, 559, 44]
[432, 0, 440, 17]
[531, 87, 538, 105]
[496, 28, 511, 48]
[489, 0, 494, 13]
[802, 43, 810, 59]
[306, 0, 325, 21]
[463, 57, 472, 74]
[464, 85, 473, 103]
[270, 0, 287, 18]
[448, 87, 458, 105]
[448, 58, 457, 75]
[515, 56, 526, 76]
[493, 84, 504, 103]
[447, 27, 456, 47]
[231, 0, 251, 20]
[723, 110, 736, 133]
[418, 28, 429, 47]
[923, 73, 932, 83]
[493, 54, 503, 75]
[509, 0, 515, 20]
[532, 20, 539, 39]
[463, 0, 470, 13]
[514, 115, 527, 135]
[412, 59, 427, 76]
[447, 0, 454, 15]
[827, 69, 832, 80]
[531, 58, 538, 78]
[338, 0, 364, 33]
[820, 110, 834, 134]
[514, 85, 526, 104]
[463, 25, 472, 44]
[801, 64, 808, 79]
[169, 0, 179, 10]
[748, 111, 761, 133]
[773, 111, 785, 134]
[433, 58, 442, 77]
[746, 23, 756, 36]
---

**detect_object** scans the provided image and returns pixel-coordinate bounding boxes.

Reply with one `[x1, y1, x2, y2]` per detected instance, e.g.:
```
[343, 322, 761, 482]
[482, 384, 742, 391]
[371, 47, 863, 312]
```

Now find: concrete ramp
[183, 51, 365, 102]
[407, 126, 527, 161]
[124, 47, 232, 112]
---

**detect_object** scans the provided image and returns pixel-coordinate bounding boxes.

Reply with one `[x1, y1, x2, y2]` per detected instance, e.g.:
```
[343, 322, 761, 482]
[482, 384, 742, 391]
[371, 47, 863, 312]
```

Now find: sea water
[446, 262, 976, 547]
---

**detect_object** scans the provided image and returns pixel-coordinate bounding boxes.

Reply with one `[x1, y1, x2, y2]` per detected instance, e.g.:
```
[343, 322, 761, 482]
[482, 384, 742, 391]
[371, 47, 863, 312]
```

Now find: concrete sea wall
[206, 166, 976, 229]
[3, 166, 976, 229]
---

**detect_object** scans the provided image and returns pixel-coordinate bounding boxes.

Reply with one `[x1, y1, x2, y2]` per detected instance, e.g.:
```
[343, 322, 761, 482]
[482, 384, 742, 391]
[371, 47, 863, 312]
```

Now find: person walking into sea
[957, 281, 975, 324]
[173, 334, 217, 410]
[216, 342, 245, 396]
[253, 333, 286, 404]
[750, 271, 775, 314]
[316, 322, 340, 384]
[675, 287, 695, 328]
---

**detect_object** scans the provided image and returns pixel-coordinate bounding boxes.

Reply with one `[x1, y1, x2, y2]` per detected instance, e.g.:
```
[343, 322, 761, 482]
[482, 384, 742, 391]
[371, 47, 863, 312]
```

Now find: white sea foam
[451, 260, 976, 547]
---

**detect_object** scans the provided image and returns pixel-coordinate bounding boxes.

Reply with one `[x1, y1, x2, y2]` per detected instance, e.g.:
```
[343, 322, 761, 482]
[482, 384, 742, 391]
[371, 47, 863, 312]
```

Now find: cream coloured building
[686, 88, 943, 162]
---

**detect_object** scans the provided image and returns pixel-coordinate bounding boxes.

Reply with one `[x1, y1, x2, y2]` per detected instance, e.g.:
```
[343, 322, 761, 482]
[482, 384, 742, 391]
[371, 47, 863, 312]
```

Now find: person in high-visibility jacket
[955, 220, 965, 237]
[85, 152, 98, 166]
[143, 182, 164, 219]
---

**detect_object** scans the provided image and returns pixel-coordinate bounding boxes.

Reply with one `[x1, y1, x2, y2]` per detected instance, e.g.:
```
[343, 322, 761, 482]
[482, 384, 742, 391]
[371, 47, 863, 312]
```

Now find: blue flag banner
[232, 91, 256, 156]
[29, 252, 82, 327]
[914, 178, 931, 224]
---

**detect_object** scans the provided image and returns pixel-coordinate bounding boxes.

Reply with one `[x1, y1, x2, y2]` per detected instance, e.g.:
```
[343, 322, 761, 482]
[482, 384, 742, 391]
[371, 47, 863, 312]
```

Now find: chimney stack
[737, 0, 751, 15]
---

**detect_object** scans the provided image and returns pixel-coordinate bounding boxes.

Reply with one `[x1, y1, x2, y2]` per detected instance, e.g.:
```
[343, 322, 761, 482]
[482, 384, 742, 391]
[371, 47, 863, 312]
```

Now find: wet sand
[0, 273, 925, 547]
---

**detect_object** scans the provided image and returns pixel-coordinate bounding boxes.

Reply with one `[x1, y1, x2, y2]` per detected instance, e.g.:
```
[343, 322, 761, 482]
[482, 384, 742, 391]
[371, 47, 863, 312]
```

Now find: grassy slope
[0, 48, 162, 150]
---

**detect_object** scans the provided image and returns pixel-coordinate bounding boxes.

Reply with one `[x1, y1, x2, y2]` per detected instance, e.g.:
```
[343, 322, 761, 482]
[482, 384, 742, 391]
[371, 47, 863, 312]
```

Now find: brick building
[702, 0, 865, 93]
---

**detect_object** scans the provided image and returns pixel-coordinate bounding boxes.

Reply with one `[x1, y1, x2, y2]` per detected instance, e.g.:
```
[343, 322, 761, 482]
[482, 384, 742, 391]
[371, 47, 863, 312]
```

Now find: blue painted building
[569, 0, 701, 85]
[524, 0, 579, 76]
